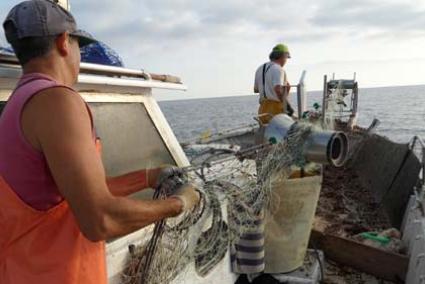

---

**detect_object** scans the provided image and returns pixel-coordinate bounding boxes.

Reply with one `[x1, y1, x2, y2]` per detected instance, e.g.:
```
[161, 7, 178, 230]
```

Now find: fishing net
[121, 122, 316, 284]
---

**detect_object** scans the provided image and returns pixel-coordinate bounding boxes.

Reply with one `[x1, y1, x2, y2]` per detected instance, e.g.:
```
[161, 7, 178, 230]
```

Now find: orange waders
[0, 139, 107, 284]
[0, 176, 107, 284]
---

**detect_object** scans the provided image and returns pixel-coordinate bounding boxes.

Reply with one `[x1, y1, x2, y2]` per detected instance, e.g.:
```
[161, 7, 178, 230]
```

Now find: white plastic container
[264, 175, 322, 273]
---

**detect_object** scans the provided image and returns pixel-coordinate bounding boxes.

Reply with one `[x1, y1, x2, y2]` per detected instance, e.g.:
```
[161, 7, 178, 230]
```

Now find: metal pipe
[77, 74, 187, 91]
[264, 114, 349, 167]
[352, 81, 359, 115]
[296, 70, 307, 119]
[79, 62, 151, 80]
[322, 75, 327, 124]
[0, 52, 182, 84]
[303, 130, 348, 167]
[0, 64, 187, 92]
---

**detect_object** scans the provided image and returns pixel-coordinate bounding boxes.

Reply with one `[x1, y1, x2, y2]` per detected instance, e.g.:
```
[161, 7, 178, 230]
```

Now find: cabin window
[89, 102, 177, 177]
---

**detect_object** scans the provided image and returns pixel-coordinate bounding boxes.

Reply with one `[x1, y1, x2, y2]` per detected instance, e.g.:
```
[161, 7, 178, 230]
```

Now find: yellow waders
[258, 99, 286, 124]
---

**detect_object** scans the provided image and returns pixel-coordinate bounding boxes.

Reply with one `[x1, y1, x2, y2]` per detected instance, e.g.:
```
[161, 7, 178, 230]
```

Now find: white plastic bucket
[264, 175, 322, 273]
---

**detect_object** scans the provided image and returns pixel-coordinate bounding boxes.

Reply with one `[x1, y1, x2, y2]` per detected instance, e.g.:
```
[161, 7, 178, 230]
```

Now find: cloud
[2, 0, 425, 98]
[2, 0, 424, 48]
[311, 0, 425, 38]
[71, 0, 321, 48]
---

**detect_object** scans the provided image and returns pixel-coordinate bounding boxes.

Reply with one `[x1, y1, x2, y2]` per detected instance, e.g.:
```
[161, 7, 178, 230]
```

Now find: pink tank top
[0, 73, 94, 211]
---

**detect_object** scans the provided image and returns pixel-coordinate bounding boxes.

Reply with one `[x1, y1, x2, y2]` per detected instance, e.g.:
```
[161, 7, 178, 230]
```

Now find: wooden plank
[310, 229, 408, 282]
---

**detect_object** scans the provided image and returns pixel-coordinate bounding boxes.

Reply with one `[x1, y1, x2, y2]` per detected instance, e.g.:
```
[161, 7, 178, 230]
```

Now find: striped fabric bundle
[230, 218, 265, 274]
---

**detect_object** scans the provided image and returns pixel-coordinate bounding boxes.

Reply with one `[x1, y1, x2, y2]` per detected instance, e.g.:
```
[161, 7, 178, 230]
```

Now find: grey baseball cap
[3, 0, 97, 47]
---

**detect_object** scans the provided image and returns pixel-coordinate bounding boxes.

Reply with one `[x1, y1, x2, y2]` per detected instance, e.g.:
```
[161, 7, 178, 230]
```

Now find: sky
[2, 0, 425, 100]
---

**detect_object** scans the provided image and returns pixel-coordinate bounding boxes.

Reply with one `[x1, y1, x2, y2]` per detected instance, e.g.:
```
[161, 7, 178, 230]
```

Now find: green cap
[272, 44, 291, 58]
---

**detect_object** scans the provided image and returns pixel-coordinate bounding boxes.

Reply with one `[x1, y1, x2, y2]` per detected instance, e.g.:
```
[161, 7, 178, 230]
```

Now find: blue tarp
[1, 41, 124, 67]
[80, 42, 124, 67]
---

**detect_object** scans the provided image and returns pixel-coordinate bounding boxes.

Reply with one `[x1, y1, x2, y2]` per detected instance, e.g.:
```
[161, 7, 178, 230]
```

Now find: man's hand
[284, 82, 291, 96]
[155, 167, 184, 187]
[170, 183, 200, 213]
[149, 166, 186, 196]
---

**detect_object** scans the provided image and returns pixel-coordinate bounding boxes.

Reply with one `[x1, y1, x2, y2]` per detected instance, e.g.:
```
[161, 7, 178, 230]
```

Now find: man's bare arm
[22, 88, 184, 241]
[254, 72, 259, 93]
[273, 85, 284, 102]
[106, 168, 163, 197]
[273, 83, 292, 102]
[285, 82, 291, 96]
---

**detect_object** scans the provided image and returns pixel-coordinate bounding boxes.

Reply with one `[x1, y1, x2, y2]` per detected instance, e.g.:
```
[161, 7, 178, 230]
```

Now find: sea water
[160, 85, 425, 144]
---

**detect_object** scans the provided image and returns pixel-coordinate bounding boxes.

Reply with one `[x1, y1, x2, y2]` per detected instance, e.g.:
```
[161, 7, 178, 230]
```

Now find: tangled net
[122, 122, 315, 284]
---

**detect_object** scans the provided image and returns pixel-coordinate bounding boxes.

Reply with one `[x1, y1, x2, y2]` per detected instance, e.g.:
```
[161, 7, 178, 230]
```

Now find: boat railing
[409, 135, 425, 189]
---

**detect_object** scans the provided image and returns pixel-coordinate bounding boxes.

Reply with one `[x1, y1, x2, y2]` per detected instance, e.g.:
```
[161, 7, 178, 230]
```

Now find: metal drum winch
[264, 114, 349, 167]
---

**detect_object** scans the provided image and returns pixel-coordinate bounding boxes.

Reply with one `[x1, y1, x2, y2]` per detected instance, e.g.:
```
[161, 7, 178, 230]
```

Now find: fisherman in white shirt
[254, 44, 293, 125]
[230, 44, 294, 284]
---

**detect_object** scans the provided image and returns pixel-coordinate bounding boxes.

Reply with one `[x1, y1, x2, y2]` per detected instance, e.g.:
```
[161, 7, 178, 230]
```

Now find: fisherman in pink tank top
[0, 1, 199, 283]
[0, 73, 76, 210]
